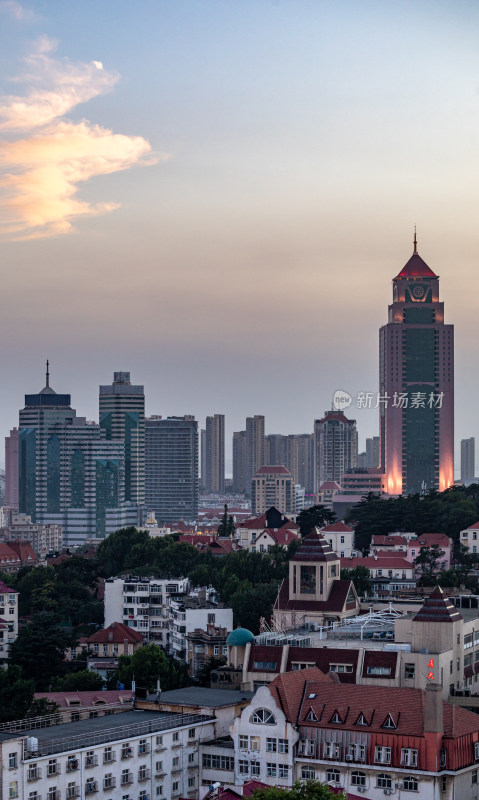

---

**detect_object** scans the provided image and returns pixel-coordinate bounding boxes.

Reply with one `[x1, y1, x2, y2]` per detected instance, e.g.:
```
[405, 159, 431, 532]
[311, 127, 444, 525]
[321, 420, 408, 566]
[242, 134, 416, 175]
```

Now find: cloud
[0, 1, 36, 21]
[0, 38, 161, 239]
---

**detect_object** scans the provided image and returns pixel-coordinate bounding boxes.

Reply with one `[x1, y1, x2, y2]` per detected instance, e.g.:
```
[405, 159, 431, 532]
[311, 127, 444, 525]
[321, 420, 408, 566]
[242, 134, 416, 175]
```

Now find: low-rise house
[34, 690, 133, 719]
[186, 625, 229, 676]
[236, 507, 299, 552]
[320, 521, 355, 559]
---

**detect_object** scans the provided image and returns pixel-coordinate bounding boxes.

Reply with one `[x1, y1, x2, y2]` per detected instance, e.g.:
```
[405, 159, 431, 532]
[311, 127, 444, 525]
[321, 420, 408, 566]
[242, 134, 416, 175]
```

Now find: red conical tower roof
[394, 230, 438, 279]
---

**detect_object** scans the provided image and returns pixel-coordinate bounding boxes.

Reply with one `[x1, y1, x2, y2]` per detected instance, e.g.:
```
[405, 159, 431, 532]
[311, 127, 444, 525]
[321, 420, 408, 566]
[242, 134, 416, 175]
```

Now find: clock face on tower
[412, 284, 425, 299]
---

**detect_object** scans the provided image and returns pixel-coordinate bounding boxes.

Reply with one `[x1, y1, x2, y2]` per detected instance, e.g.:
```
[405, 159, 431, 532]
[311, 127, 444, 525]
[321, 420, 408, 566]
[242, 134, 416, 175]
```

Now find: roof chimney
[424, 683, 443, 734]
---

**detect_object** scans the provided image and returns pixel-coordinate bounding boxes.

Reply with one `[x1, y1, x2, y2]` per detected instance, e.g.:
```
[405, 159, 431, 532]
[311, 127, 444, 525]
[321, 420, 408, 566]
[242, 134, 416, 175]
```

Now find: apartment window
[250, 736, 260, 751]
[239, 735, 249, 749]
[401, 748, 418, 767]
[202, 754, 235, 770]
[156, 736, 163, 748]
[208, 613, 215, 624]
[278, 739, 289, 754]
[103, 746, 114, 763]
[324, 741, 340, 759]
[138, 738, 149, 755]
[85, 778, 97, 795]
[172, 782, 179, 793]
[266, 764, 277, 777]
[266, 738, 277, 752]
[172, 732, 179, 742]
[8, 753, 17, 769]
[404, 663, 415, 679]
[250, 762, 260, 776]
[239, 760, 249, 775]
[138, 765, 149, 781]
[188, 777, 195, 788]
[474, 742, 479, 761]
[348, 743, 365, 761]
[8, 783, 18, 799]
[326, 769, 340, 783]
[472, 770, 478, 785]
[375, 746, 391, 764]
[250, 708, 276, 725]
[278, 765, 289, 778]
[121, 744, 132, 759]
[214, 645, 220, 655]
[441, 777, 447, 792]
[377, 774, 392, 789]
[401, 775, 418, 791]
[351, 771, 366, 787]
[367, 666, 391, 676]
[103, 774, 114, 789]
[172, 757, 179, 768]
[300, 764, 315, 780]
[48, 759, 58, 776]
[67, 788, 79, 800]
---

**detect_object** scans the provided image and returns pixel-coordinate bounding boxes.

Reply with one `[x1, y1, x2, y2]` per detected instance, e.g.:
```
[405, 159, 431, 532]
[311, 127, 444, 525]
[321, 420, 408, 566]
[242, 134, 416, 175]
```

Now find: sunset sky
[1, 0, 479, 474]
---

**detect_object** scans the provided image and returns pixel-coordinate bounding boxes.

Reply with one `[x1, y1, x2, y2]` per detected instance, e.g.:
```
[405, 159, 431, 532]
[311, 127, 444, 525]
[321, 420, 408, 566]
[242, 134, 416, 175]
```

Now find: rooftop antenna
[46, 359, 50, 388]
[413, 226, 418, 254]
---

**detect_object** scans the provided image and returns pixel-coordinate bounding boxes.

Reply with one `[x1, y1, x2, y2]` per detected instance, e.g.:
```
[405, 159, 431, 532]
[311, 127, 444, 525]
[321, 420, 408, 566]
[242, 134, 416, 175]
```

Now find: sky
[1, 0, 479, 475]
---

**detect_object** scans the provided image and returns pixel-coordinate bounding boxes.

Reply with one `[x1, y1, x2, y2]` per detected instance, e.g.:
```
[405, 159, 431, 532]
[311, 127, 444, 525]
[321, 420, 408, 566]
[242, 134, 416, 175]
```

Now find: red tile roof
[291, 530, 339, 563]
[341, 556, 414, 570]
[319, 481, 342, 492]
[8, 540, 37, 563]
[85, 622, 145, 644]
[256, 528, 299, 546]
[0, 580, 16, 594]
[275, 577, 357, 614]
[467, 521, 479, 530]
[35, 690, 133, 707]
[255, 465, 291, 475]
[0, 543, 21, 566]
[269, 667, 333, 725]
[414, 533, 450, 548]
[321, 521, 354, 533]
[371, 535, 408, 547]
[413, 585, 463, 623]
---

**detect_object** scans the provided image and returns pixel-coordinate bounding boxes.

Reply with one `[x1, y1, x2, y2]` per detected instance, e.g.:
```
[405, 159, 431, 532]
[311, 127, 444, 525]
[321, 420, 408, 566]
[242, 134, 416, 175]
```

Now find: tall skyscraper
[5, 428, 19, 508]
[245, 415, 265, 493]
[232, 430, 247, 493]
[286, 434, 314, 493]
[19, 365, 125, 544]
[200, 428, 207, 490]
[461, 438, 475, 486]
[313, 410, 358, 490]
[204, 414, 225, 493]
[379, 237, 454, 495]
[265, 434, 287, 467]
[145, 416, 198, 523]
[99, 372, 145, 505]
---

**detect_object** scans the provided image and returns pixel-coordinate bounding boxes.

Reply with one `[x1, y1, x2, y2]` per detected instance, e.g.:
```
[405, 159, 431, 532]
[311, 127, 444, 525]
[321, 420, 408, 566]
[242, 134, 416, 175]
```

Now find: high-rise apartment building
[461, 438, 475, 486]
[379, 238, 454, 495]
[366, 436, 380, 468]
[200, 428, 207, 490]
[18, 366, 125, 545]
[99, 372, 145, 505]
[5, 428, 19, 508]
[245, 415, 265, 493]
[251, 465, 294, 516]
[232, 430, 247, 493]
[204, 414, 225, 493]
[265, 434, 287, 467]
[145, 416, 198, 523]
[287, 433, 314, 493]
[313, 410, 358, 490]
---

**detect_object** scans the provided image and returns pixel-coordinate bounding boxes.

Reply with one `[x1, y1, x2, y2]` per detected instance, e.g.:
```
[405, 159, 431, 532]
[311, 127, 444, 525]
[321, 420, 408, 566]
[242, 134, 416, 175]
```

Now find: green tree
[252, 779, 346, 800]
[196, 655, 227, 686]
[229, 581, 279, 633]
[296, 505, 336, 537]
[10, 615, 76, 690]
[0, 665, 35, 723]
[52, 669, 105, 691]
[115, 644, 189, 692]
[218, 504, 235, 537]
[414, 544, 446, 586]
[340, 565, 371, 596]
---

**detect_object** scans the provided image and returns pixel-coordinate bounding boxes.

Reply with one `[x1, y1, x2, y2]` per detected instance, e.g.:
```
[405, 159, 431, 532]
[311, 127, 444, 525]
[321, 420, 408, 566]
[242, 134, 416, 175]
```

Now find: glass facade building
[145, 415, 198, 524]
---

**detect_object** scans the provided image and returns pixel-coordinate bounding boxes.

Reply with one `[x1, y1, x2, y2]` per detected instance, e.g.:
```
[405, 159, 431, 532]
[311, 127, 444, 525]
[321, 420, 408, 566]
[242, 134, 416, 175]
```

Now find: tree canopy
[296, 505, 336, 537]
[10, 615, 76, 691]
[251, 780, 346, 800]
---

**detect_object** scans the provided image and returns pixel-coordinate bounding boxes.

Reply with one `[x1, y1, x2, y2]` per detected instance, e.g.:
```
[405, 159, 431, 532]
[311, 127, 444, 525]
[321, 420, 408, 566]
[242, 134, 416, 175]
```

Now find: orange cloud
[0, 38, 161, 239]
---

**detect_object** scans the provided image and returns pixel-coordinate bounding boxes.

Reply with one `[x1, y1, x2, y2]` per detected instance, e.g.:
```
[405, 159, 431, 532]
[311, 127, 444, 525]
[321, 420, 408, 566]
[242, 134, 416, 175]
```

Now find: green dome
[226, 628, 255, 646]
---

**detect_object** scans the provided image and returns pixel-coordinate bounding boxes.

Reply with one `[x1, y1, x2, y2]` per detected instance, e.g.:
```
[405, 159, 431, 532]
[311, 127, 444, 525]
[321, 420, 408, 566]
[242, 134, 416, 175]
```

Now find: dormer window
[382, 713, 397, 730]
[355, 713, 369, 726]
[306, 707, 318, 722]
[330, 711, 342, 724]
[250, 709, 276, 725]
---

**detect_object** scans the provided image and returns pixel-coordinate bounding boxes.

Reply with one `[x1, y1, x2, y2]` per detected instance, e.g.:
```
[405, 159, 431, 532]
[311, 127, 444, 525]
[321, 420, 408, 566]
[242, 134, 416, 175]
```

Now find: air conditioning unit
[384, 791, 392, 796]
[345, 754, 353, 761]
[395, 784, 403, 790]
[356, 788, 365, 794]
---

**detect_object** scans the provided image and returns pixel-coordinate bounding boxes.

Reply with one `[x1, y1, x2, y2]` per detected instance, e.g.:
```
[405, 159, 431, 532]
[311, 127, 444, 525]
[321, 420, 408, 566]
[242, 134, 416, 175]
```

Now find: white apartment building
[320, 521, 355, 559]
[0, 580, 19, 659]
[1, 513, 63, 554]
[104, 576, 190, 648]
[169, 598, 233, 661]
[0, 707, 215, 800]
[460, 521, 479, 555]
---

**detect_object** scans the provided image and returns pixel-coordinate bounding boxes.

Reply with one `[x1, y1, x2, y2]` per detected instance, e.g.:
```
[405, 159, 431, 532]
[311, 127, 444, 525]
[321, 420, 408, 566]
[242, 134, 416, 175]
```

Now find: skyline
[2, 1, 479, 474]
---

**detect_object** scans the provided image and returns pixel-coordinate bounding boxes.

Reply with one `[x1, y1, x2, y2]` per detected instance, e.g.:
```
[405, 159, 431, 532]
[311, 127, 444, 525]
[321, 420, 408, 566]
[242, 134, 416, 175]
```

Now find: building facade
[461, 438, 475, 486]
[99, 371, 145, 505]
[232, 431, 247, 494]
[204, 414, 225, 493]
[4, 428, 19, 508]
[245, 416, 265, 494]
[313, 411, 358, 491]
[145, 416, 198, 524]
[379, 238, 454, 495]
[251, 466, 294, 516]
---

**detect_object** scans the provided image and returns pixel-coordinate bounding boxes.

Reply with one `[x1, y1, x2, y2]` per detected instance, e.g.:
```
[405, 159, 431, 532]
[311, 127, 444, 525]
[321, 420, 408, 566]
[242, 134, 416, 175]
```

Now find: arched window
[326, 769, 340, 784]
[403, 776, 418, 792]
[351, 771, 366, 787]
[377, 774, 392, 789]
[250, 709, 276, 725]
